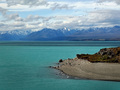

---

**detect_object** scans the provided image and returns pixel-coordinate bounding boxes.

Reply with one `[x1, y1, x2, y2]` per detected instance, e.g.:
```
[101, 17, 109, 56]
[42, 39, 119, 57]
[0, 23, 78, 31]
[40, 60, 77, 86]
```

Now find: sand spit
[55, 58, 120, 81]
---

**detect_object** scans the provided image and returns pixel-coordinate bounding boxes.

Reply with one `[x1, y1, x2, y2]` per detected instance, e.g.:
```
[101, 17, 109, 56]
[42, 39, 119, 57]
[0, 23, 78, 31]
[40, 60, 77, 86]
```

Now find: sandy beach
[56, 58, 120, 81]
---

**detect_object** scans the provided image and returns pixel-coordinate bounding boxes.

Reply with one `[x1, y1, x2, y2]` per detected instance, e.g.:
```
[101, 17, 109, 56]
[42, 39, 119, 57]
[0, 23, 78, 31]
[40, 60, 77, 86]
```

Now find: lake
[0, 41, 120, 90]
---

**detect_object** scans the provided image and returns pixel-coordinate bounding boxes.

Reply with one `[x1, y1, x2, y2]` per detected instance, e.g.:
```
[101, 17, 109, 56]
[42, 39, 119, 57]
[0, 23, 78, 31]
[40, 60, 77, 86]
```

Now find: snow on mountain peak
[64, 27, 67, 30]
[68, 29, 70, 31]
[0, 30, 33, 35]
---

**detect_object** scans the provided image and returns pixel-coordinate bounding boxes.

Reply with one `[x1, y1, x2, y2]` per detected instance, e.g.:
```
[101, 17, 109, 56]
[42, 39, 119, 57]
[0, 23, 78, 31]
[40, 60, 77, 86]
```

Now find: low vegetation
[77, 47, 120, 63]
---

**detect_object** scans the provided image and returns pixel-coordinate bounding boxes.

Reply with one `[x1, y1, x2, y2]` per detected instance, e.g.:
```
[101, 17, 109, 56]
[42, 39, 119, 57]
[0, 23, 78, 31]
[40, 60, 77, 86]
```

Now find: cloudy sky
[0, 0, 120, 31]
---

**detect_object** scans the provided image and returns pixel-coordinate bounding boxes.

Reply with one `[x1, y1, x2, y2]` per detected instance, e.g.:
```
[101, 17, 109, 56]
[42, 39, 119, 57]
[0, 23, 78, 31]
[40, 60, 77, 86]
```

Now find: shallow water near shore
[0, 41, 120, 90]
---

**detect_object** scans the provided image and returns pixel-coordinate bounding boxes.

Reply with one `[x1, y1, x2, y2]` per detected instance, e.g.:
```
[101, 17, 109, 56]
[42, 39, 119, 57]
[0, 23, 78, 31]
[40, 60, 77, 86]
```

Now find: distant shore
[55, 58, 120, 81]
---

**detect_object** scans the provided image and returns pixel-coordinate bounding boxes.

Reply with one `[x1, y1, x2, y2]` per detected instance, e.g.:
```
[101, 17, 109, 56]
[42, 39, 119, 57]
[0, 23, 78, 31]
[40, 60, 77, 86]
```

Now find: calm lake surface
[0, 41, 120, 90]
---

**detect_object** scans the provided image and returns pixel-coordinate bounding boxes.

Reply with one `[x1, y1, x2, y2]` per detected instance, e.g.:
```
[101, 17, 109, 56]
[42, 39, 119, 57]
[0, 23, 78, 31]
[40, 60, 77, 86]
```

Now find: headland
[53, 47, 120, 81]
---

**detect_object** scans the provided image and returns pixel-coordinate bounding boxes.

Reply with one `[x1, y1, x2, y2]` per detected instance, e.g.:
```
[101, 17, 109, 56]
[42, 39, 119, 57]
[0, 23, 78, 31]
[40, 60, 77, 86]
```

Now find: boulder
[59, 59, 63, 63]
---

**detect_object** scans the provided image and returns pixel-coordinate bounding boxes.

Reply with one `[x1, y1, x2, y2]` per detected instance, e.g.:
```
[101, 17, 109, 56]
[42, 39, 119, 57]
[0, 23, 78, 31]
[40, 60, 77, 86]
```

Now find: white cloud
[0, 3, 49, 12]
[0, 7, 7, 15]
[0, 1, 75, 12]
[1, 9, 120, 31]
[24, 15, 43, 22]
[6, 0, 48, 7]
[6, 13, 19, 20]
[0, 0, 120, 12]
[98, 0, 120, 5]
[45, 10, 120, 29]
[0, 0, 120, 31]
[50, 2, 75, 10]
[80, 9, 120, 27]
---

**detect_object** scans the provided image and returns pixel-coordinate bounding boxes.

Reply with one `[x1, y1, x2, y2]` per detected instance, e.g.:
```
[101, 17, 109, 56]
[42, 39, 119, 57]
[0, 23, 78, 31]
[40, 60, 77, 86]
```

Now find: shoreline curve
[54, 58, 120, 81]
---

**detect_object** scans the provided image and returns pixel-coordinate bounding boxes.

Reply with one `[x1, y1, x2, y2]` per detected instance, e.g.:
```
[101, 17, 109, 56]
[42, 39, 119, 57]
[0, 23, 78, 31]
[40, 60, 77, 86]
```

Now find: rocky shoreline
[51, 47, 120, 81]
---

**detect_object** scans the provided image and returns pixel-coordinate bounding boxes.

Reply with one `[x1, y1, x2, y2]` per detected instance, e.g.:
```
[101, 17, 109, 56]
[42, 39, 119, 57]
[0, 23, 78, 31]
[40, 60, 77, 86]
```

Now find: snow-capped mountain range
[0, 29, 32, 35]
[0, 30, 33, 40]
[0, 26, 120, 41]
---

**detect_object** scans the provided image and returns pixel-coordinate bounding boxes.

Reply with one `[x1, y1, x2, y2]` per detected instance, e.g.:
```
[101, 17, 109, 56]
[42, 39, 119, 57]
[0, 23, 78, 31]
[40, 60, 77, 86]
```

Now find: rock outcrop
[76, 47, 120, 63]
[53, 47, 120, 81]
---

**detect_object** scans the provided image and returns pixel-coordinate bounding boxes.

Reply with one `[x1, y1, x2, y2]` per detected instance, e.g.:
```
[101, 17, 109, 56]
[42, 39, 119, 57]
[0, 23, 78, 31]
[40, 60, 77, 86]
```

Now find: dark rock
[49, 66, 58, 69]
[107, 51, 113, 55]
[49, 66, 55, 68]
[68, 58, 71, 60]
[117, 51, 120, 55]
[59, 59, 63, 63]
[49, 66, 52, 68]
[76, 54, 80, 58]
[102, 52, 107, 55]
[76, 54, 86, 59]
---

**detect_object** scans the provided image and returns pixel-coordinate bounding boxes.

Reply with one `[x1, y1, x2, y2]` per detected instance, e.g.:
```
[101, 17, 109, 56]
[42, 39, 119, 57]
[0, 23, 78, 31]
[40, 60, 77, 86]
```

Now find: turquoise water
[0, 41, 120, 90]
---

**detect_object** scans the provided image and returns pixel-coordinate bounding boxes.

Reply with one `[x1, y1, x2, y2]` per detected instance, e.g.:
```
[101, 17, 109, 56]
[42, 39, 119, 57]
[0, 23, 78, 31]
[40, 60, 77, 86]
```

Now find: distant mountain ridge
[0, 30, 32, 41]
[24, 28, 78, 41]
[0, 26, 120, 41]
[70, 26, 120, 41]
